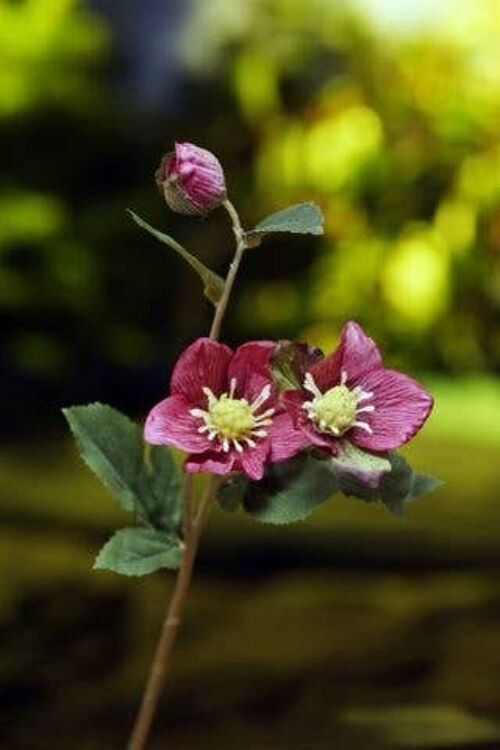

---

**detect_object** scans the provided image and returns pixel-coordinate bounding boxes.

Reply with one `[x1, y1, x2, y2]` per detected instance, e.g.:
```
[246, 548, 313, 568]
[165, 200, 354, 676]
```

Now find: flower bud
[155, 142, 227, 216]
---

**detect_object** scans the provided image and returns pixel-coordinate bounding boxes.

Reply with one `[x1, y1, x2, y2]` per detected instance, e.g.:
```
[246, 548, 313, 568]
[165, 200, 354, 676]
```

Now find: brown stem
[209, 199, 247, 340]
[127, 481, 217, 750]
[127, 199, 247, 749]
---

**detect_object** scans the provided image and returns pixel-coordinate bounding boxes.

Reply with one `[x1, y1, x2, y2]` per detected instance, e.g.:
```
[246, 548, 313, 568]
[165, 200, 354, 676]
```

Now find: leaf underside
[246, 202, 324, 243]
[128, 209, 224, 304]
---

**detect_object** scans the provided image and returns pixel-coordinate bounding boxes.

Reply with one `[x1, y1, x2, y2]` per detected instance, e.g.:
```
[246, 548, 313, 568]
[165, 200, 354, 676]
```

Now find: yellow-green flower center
[190, 379, 275, 452]
[302, 371, 375, 437]
[310, 384, 358, 434]
[208, 396, 255, 440]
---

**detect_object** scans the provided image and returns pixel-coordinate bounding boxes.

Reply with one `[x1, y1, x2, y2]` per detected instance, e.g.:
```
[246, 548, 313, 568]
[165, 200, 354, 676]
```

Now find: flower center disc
[310, 385, 357, 434]
[209, 396, 255, 440]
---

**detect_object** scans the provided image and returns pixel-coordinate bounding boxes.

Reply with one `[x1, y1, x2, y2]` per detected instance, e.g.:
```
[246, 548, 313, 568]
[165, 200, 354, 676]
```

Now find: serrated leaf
[63, 403, 144, 512]
[332, 445, 441, 515]
[217, 474, 248, 512]
[245, 453, 337, 524]
[128, 210, 224, 304]
[94, 528, 183, 576]
[137, 445, 182, 532]
[246, 202, 324, 243]
[63, 403, 182, 532]
[331, 441, 391, 500]
[270, 340, 323, 391]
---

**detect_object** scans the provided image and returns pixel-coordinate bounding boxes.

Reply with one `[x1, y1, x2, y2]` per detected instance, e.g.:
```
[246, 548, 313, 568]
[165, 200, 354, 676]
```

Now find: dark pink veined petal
[310, 321, 382, 391]
[228, 341, 276, 403]
[350, 368, 433, 451]
[281, 390, 340, 454]
[144, 395, 212, 453]
[238, 436, 271, 481]
[170, 337, 232, 406]
[269, 412, 311, 462]
[184, 450, 236, 476]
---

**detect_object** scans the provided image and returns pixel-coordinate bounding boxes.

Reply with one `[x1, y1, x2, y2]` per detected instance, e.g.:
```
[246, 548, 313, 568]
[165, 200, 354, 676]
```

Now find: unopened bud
[155, 142, 226, 215]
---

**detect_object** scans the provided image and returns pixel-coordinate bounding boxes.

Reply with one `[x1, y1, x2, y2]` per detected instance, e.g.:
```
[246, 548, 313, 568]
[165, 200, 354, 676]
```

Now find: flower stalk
[127, 198, 248, 750]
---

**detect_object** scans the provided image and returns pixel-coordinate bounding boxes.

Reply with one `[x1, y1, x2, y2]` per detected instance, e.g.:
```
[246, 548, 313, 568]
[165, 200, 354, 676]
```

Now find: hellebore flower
[281, 321, 433, 455]
[144, 338, 303, 480]
[155, 142, 226, 215]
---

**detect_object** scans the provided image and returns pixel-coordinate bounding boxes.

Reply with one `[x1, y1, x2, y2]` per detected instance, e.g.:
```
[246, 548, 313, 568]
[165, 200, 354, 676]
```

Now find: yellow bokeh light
[382, 231, 449, 328]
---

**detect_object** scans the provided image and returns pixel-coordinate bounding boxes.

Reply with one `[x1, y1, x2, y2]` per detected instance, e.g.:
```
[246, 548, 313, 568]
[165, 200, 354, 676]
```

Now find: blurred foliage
[0, 0, 499, 430]
[183, 0, 500, 371]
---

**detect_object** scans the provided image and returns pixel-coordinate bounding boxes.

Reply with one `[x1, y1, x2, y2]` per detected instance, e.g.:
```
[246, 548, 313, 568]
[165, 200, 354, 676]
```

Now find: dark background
[1, 1, 500, 748]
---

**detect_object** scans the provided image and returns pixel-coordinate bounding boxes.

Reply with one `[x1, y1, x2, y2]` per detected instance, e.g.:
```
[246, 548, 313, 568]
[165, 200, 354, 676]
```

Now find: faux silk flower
[155, 142, 226, 215]
[281, 321, 433, 455]
[144, 338, 304, 480]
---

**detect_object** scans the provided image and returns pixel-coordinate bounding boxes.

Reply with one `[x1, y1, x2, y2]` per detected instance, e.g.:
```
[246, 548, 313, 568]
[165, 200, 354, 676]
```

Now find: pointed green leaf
[245, 453, 337, 524]
[138, 444, 182, 532]
[63, 403, 182, 532]
[63, 403, 144, 512]
[94, 528, 183, 576]
[128, 210, 224, 304]
[246, 202, 324, 244]
[331, 442, 392, 501]
[217, 474, 248, 512]
[331, 445, 442, 516]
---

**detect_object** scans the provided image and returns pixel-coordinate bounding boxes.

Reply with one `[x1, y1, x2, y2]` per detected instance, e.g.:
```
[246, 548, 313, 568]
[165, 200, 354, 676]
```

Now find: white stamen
[354, 389, 373, 403]
[233, 439, 243, 453]
[190, 408, 208, 418]
[222, 438, 230, 452]
[229, 377, 237, 398]
[356, 405, 375, 414]
[255, 407, 275, 420]
[353, 420, 373, 434]
[252, 429, 268, 438]
[250, 383, 271, 412]
[197, 425, 210, 433]
[207, 432, 217, 441]
[303, 372, 322, 398]
[244, 437, 256, 448]
[340, 369, 348, 385]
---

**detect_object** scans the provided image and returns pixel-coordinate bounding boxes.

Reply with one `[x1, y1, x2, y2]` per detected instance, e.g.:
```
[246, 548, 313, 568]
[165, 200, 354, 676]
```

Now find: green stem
[127, 199, 248, 750]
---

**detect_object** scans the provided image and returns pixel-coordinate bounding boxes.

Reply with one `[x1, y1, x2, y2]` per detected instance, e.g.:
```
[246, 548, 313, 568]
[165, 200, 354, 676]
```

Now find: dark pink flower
[144, 338, 304, 481]
[281, 321, 433, 455]
[155, 142, 226, 215]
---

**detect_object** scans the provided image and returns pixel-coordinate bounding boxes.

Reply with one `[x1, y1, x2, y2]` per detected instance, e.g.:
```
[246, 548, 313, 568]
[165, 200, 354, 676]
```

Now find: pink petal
[184, 451, 236, 476]
[310, 321, 382, 390]
[238, 437, 271, 481]
[350, 368, 433, 451]
[228, 341, 276, 402]
[144, 395, 212, 453]
[170, 337, 232, 406]
[269, 412, 311, 462]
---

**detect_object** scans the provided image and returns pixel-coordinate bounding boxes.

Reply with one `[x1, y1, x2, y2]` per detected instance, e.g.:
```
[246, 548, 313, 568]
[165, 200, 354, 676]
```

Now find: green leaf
[270, 340, 323, 391]
[62, 403, 144, 512]
[137, 444, 182, 533]
[331, 445, 441, 516]
[128, 210, 224, 304]
[331, 441, 392, 501]
[217, 474, 248, 512]
[245, 453, 337, 524]
[246, 202, 324, 244]
[63, 403, 182, 532]
[94, 527, 183, 576]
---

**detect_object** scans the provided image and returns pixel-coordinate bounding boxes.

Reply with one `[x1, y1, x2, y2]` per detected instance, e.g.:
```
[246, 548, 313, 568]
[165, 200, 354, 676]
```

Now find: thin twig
[127, 198, 248, 750]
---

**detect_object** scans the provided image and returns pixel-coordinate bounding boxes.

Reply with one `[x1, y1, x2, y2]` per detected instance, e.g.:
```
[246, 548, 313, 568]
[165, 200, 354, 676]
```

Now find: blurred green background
[1, 0, 500, 748]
